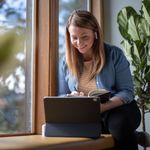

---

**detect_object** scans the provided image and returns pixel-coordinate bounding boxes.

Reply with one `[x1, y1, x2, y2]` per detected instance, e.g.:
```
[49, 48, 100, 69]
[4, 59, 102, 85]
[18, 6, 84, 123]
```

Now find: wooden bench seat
[0, 134, 115, 150]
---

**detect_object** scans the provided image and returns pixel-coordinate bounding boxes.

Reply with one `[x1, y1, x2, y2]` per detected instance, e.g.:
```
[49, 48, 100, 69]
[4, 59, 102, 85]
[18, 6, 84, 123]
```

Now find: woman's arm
[100, 96, 124, 113]
[100, 44, 134, 112]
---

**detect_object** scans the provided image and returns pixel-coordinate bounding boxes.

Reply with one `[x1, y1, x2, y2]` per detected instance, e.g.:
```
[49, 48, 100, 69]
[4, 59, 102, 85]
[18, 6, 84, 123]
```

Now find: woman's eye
[82, 36, 89, 40]
[71, 37, 77, 41]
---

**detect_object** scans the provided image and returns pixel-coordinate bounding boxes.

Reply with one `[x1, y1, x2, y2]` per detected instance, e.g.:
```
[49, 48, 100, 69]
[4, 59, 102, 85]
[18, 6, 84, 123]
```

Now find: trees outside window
[0, 0, 34, 134]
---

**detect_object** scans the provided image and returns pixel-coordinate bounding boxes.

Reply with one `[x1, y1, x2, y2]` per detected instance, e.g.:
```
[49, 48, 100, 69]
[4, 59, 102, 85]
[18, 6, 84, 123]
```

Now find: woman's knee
[106, 106, 138, 139]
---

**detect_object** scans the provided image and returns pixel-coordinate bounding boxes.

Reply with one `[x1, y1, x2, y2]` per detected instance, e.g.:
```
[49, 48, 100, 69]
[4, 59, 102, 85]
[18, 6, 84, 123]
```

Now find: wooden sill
[0, 134, 115, 150]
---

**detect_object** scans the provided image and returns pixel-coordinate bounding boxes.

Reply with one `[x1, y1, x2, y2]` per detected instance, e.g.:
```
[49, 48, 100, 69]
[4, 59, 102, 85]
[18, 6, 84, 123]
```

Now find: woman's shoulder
[104, 42, 123, 53]
[104, 42, 125, 59]
[104, 42, 129, 69]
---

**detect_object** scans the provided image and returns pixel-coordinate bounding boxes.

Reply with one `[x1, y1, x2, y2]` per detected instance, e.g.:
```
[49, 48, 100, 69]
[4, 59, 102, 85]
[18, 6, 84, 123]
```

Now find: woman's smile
[69, 25, 95, 55]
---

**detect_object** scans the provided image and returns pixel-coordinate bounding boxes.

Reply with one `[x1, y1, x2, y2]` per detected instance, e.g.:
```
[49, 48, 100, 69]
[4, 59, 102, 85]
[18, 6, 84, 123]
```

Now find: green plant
[117, 0, 150, 133]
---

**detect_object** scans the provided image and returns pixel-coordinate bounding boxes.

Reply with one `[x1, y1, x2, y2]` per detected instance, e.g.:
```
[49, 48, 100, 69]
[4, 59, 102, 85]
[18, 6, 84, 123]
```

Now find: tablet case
[43, 96, 101, 138]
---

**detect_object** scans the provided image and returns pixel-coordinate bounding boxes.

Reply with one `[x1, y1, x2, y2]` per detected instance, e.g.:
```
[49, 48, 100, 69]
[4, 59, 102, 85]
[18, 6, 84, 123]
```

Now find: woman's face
[68, 25, 95, 57]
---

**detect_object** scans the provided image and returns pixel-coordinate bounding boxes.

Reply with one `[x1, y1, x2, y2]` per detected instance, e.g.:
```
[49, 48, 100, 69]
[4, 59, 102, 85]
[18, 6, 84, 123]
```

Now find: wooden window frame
[34, 0, 58, 134]
[91, 0, 104, 33]
[34, 0, 102, 134]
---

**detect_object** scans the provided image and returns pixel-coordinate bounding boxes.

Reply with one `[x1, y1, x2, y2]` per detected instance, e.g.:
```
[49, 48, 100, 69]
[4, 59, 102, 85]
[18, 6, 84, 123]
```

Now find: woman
[58, 10, 141, 150]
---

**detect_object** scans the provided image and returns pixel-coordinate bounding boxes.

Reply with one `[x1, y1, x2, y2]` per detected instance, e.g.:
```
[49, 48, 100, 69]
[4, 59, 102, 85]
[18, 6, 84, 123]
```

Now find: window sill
[0, 134, 115, 150]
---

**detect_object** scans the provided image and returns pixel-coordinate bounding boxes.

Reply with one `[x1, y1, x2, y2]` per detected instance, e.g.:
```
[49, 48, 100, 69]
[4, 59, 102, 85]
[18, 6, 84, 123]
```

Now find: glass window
[0, 0, 34, 134]
[59, 0, 90, 58]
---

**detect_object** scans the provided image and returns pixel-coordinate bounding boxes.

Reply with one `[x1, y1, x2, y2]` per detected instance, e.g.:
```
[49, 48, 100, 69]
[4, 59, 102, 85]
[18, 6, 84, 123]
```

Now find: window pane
[59, 0, 89, 58]
[0, 0, 34, 134]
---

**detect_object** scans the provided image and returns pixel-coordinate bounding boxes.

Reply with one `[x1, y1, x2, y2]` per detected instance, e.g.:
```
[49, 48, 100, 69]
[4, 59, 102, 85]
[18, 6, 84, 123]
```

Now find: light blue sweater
[58, 43, 134, 103]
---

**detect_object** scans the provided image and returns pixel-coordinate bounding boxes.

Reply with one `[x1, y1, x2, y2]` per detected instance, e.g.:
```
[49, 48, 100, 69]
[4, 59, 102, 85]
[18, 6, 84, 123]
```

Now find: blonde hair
[65, 10, 105, 80]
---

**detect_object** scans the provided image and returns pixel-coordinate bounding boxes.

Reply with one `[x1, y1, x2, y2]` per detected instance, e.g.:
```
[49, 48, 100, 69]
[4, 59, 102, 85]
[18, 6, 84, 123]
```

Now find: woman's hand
[100, 96, 124, 113]
[67, 91, 84, 97]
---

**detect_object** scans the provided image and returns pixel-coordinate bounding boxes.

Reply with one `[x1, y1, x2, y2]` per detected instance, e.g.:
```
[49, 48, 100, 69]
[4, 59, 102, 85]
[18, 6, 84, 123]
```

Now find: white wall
[103, 0, 150, 149]
[103, 0, 141, 48]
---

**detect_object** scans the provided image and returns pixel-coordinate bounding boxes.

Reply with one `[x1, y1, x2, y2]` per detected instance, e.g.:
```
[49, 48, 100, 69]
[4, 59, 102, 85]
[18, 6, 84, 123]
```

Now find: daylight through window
[0, 0, 34, 134]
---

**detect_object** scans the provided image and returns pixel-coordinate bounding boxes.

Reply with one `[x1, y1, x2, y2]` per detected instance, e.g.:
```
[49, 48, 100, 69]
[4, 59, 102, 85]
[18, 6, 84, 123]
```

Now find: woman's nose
[77, 38, 82, 45]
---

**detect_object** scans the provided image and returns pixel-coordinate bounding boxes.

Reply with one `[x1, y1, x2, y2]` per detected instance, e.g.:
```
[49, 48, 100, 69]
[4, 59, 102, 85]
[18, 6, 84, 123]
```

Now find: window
[59, 0, 90, 58]
[0, 0, 102, 135]
[0, 0, 34, 134]
[34, 0, 102, 133]
[34, 0, 91, 133]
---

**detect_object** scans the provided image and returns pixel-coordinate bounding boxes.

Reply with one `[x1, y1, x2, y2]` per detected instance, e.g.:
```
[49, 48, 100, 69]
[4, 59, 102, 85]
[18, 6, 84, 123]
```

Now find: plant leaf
[142, 0, 150, 24]
[117, 7, 137, 40]
[128, 15, 141, 41]
[133, 42, 141, 61]
[145, 70, 150, 81]
[145, 103, 150, 110]
[121, 40, 132, 58]
[138, 18, 150, 42]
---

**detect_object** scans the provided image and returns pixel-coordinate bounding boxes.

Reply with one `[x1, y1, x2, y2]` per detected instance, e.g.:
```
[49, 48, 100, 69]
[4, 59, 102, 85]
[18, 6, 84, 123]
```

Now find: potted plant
[117, 0, 150, 136]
